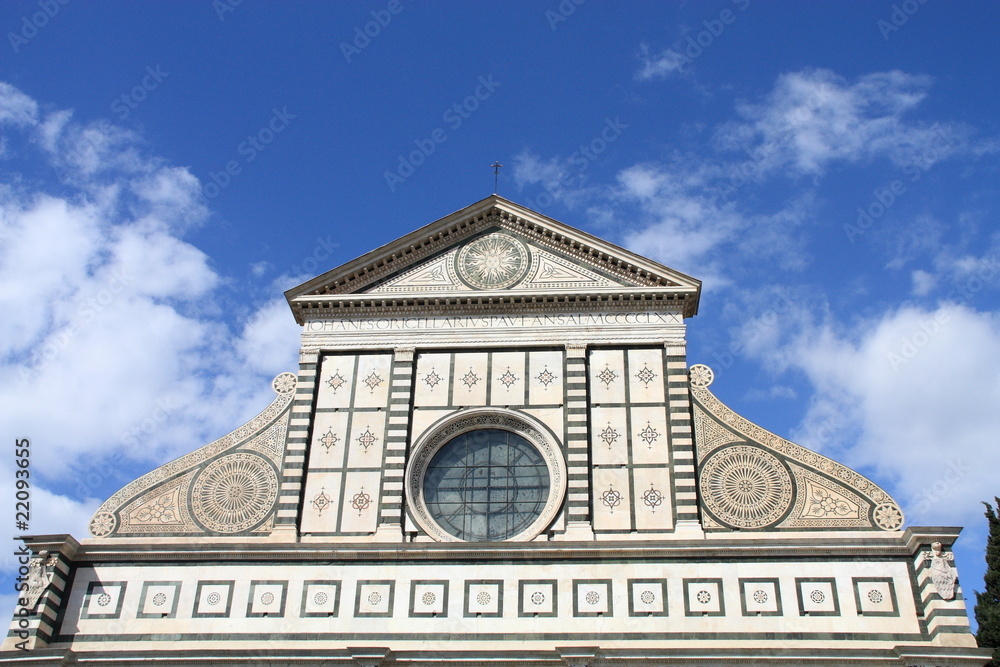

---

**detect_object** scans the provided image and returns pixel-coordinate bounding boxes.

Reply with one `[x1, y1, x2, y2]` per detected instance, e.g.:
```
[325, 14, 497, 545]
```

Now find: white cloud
[0, 83, 300, 513]
[635, 43, 687, 81]
[714, 69, 977, 177]
[742, 301, 1000, 529]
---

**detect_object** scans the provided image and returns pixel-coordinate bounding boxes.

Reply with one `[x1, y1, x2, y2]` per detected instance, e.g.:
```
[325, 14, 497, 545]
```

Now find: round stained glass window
[422, 428, 551, 541]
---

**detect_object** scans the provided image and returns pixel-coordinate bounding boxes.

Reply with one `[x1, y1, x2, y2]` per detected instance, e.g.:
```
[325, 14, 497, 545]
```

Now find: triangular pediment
[285, 196, 701, 322]
[365, 233, 627, 294]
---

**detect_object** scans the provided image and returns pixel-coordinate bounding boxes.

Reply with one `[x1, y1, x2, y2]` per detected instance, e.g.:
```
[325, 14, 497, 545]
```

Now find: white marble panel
[685, 579, 722, 615]
[410, 408, 451, 448]
[519, 407, 564, 447]
[302, 581, 340, 615]
[414, 352, 451, 407]
[798, 579, 838, 614]
[590, 407, 628, 465]
[575, 581, 611, 614]
[856, 579, 895, 615]
[452, 352, 489, 407]
[308, 412, 350, 470]
[249, 582, 285, 615]
[300, 472, 342, 534]
[346, 412, 387, 468]
[589, 349, 626, 404]
[627, 348, 666, 403]
[353, 353, 393, 409]
[357, 582, 393, 615]
[339, 470, 382, 533]
[527, 350, 564, 406]
[632, 468, 673, 531]
[316, 354, 356, 410]
[592, 467, 631, 531]
[630, 406, 670, 465]
[741, 579, 780, 615]
[412, 582, 447, 615]
[490, 351, 526, 406]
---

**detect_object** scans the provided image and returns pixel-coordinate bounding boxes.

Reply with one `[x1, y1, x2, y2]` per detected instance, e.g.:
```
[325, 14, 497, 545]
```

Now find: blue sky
[2, 1, 999, 628]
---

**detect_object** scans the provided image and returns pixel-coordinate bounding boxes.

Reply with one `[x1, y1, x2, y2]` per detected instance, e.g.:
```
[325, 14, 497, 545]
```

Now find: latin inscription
[306, 312, 675, 332]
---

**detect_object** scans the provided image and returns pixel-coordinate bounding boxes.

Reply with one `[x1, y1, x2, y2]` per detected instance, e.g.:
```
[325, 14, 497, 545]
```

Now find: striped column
[2, 545, 72, 650]
[914, 545, 976, 642]
[665, 340, 701, 530]
[563, 343, 593, 536]
[375, 346, 415, 540]
[273, 349, 319, 538]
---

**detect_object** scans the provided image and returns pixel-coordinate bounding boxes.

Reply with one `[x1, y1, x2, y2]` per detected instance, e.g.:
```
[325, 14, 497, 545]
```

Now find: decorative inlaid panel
[684, 578, 724, 617]
[464, 580, 503, 617]
[80, 581, 126, 620]
[301, 580, 341, 617]
[409, 580, 448, 617]
[699, 445, 794, 529]
[796, 578, 840, 616]
[740, 578, 782, 616]
[355, 580, 394, 617]
[192, 581, 234, 618]
[573, 580, 612, 617]
[247, 580, 287, 617]
[853, 577, 898, 616]
[137, 581, 181, 619]
[519, 580, 557, 617]
[592, 467, 631, 531]
[628, 579, 668, 617]
[589, 349, 626, 404]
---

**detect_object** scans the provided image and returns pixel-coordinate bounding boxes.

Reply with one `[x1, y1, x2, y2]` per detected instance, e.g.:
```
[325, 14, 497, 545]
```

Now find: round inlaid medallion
[456, 232, 530, 290]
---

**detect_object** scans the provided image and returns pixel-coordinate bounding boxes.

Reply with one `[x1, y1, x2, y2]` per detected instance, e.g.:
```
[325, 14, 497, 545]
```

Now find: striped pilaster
[275, 350, 319, 530]
[914, 547, 975, 641]
[666, 340, 700, 525]
[377, 347, 415, 530]
[3, 547, 72, 649]
[564, 343, 591, 526]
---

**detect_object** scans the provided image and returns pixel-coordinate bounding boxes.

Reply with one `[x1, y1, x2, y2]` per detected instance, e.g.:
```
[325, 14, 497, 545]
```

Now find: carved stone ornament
[87, 372, 293, 537]
[700, 445, 794, 529]
[689, 363, 903, 531]
[456, 231, 531, 290]
[24, 550, 58, 610]
[928, 541, 958, 600]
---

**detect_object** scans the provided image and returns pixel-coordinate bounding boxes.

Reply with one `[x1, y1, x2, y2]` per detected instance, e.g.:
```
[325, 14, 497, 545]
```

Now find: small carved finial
[929, 542, 957, 600]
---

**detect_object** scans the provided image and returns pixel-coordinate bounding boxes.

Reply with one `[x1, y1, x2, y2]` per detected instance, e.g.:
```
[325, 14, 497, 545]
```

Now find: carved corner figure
[24, 550, 57, 610]
[928, 541, 958, 600]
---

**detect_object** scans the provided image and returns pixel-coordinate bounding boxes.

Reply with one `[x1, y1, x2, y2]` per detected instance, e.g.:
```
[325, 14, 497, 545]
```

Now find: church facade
[2, 196, 990, 665]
